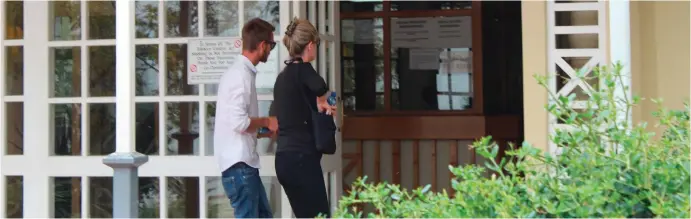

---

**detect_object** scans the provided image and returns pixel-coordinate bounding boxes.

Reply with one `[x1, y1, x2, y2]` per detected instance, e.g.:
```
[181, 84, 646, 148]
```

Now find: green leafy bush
[332, 64, 690, 218]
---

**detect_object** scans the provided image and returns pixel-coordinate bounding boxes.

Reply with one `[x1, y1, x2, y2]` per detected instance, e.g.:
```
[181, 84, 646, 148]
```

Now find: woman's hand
[316, 97, 337, 116]
[257, 131, 277, 139]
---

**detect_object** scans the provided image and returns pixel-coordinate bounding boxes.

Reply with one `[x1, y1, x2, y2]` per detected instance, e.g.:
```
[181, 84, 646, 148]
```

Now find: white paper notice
[187, 37, 280, 85]
[409, 48, 440, 70]
[342, 20, 355, 43]
[354, 19, 375, 44]
[391, 18, 433, 48]
[392, 17, 472, 49]
[439, 50, 472, 73]
[435, 17, 472, 48]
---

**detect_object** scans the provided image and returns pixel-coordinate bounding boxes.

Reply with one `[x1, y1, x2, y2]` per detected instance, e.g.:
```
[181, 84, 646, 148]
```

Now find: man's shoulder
[220, 62, 251, 83]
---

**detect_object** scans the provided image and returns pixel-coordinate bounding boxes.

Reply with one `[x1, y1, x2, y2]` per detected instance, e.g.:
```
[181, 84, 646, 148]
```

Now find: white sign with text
[187, 38, 279, 85]
[391, 17, 472, 49]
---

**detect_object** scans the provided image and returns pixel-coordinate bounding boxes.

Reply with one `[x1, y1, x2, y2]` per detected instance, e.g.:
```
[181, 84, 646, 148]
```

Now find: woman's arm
[300, 64, 329, 98]
[299, 65, 337, 115]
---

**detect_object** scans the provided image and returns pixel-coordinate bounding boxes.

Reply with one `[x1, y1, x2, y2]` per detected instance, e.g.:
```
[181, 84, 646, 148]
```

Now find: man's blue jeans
[221, 162, 272, 218]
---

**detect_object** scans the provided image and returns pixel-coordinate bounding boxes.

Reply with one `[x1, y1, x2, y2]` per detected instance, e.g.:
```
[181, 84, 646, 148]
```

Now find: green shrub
[332, 64, 690, 218]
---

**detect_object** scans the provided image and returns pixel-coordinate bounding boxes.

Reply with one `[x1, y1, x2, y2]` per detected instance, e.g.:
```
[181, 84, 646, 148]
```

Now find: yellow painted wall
[630, 1, 690, 134]
[521, 1, 549, 152]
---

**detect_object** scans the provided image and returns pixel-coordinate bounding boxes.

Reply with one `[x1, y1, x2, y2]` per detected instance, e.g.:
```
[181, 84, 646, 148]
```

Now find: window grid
[2, 0, 26, 217]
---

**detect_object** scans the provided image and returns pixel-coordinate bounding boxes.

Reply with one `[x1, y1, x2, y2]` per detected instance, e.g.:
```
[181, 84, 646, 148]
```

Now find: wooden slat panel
[392, 141, 401, 185]
[374, 141, 381, 183]
[412, 140, 420, 188]
[357, 140, 363, 179]
[449, 141, 458, 180]
[432, 140, 437, 192]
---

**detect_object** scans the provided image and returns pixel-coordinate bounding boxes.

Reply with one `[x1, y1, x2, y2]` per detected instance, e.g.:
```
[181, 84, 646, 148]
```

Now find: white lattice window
[547, 1, 607, 155]
[1, 0, 25, 217]
[1, 1, 342, 218]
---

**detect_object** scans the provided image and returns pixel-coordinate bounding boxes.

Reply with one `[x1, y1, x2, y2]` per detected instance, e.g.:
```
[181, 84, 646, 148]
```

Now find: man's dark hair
[242, 18, 275, 51]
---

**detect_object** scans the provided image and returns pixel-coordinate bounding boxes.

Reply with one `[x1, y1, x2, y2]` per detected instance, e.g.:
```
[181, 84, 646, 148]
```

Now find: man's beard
[260, 50, 269, 62]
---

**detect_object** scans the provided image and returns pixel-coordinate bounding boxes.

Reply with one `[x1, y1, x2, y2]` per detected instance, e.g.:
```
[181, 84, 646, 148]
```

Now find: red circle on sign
[190, 64, 197, 72]
[234, 40, 242, 48]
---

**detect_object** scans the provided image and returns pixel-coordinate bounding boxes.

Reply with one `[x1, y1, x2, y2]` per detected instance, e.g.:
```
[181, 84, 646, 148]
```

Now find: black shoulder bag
[288, 59, 337, 155]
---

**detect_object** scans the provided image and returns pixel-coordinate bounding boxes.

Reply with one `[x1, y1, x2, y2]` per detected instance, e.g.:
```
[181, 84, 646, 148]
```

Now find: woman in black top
[272, 17, 336, 218]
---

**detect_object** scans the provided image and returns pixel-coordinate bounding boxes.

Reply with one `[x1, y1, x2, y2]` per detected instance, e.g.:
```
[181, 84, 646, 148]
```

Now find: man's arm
[224, 77, 273, 133]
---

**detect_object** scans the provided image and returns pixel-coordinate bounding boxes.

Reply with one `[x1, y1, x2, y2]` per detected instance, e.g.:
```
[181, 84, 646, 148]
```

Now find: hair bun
[285, 17, 299, 37]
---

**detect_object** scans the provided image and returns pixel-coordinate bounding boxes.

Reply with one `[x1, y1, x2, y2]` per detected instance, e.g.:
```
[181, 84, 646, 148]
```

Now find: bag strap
[284, 58, 318, 113]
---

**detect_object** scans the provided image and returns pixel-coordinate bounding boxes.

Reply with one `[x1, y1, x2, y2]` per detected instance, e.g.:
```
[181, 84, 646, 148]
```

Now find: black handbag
[289, 60, 337, 155]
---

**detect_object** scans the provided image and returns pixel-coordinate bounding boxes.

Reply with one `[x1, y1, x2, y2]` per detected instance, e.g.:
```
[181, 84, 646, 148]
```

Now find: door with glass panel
[1, 1, 298, 218]
[300, 0, 344, 213]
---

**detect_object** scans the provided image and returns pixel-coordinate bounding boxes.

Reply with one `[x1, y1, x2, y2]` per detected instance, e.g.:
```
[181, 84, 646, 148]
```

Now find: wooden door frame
[341, 1, 487, 140]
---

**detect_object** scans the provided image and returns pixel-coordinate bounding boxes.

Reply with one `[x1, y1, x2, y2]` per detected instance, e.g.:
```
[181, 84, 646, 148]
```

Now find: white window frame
[0, 0, 342, 217]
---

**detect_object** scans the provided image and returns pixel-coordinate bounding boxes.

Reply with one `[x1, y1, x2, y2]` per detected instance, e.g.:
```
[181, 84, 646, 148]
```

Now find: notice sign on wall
[391, 17, 472, 49]
[187, 37, 279, 85]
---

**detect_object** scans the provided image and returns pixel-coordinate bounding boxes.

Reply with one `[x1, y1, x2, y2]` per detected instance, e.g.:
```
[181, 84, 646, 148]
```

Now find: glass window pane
[56, 177, 159, 218]
[5, 46, 23, 95]
[340, 1, 382, 13]
[51, 1, 81, 41]
[89, 46, 116, 97]
[135, 1, 159, 38]
[88, 103, 116, 155]
[5, 0, 23, 39]
[165, 1, 199, 37]
[52, 177, 81, 218]
[166, 44, 199, 95]
[205, 1, 239, 37]
[204, 102, 215, 156]
[52, 47, 82, 97]
[5, 102, 23, 155]
[5, 176, 23, 218]
[52, 103, 82, 156]
[138, 177, 160, 218]
[390, 16, 473, 111]
[167, 177, 199, 218]
[166, 102, 199, 155]
[136, 45, 159, 96]
[243, 1, 280, 35]
[89, 177, 112, 218]
[136, 103, 159, 155]
[88, 1, 116, 39]
[256, 41, 281, 94]
[340, 18, 384, 112]
[203, 41, 281, 96]
[325, 1, 330, 34]
[391, 1, 471, 11]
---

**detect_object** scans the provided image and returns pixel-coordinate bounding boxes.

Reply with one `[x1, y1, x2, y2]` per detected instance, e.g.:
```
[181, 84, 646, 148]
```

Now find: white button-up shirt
[214, 55, 260, 172]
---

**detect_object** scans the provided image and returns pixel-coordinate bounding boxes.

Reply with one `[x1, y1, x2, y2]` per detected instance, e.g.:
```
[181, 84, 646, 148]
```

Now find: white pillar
[103, 1, 148, 218]
[608, 0, 632, 126]
[114, 0, 136, 152]
[21, 1, 51, 217]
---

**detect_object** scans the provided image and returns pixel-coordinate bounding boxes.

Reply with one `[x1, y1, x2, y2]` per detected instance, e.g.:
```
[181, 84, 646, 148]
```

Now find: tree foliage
[332, 64, 690, 218]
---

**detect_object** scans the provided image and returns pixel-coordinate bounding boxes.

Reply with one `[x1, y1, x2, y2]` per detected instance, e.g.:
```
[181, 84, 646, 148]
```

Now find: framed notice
[187, 37, 279, 85]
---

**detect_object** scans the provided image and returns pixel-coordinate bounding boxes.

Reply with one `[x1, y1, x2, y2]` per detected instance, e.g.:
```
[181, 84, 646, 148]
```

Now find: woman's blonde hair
[283, 17, 320, 58]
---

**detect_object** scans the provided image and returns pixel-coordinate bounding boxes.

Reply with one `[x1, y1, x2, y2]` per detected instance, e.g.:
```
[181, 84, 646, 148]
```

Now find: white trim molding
[608, 0, 632, 127]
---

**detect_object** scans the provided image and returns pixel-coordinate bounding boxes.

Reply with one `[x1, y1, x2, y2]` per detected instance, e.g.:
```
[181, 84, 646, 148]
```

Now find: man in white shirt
[214, 18, 278, 218]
